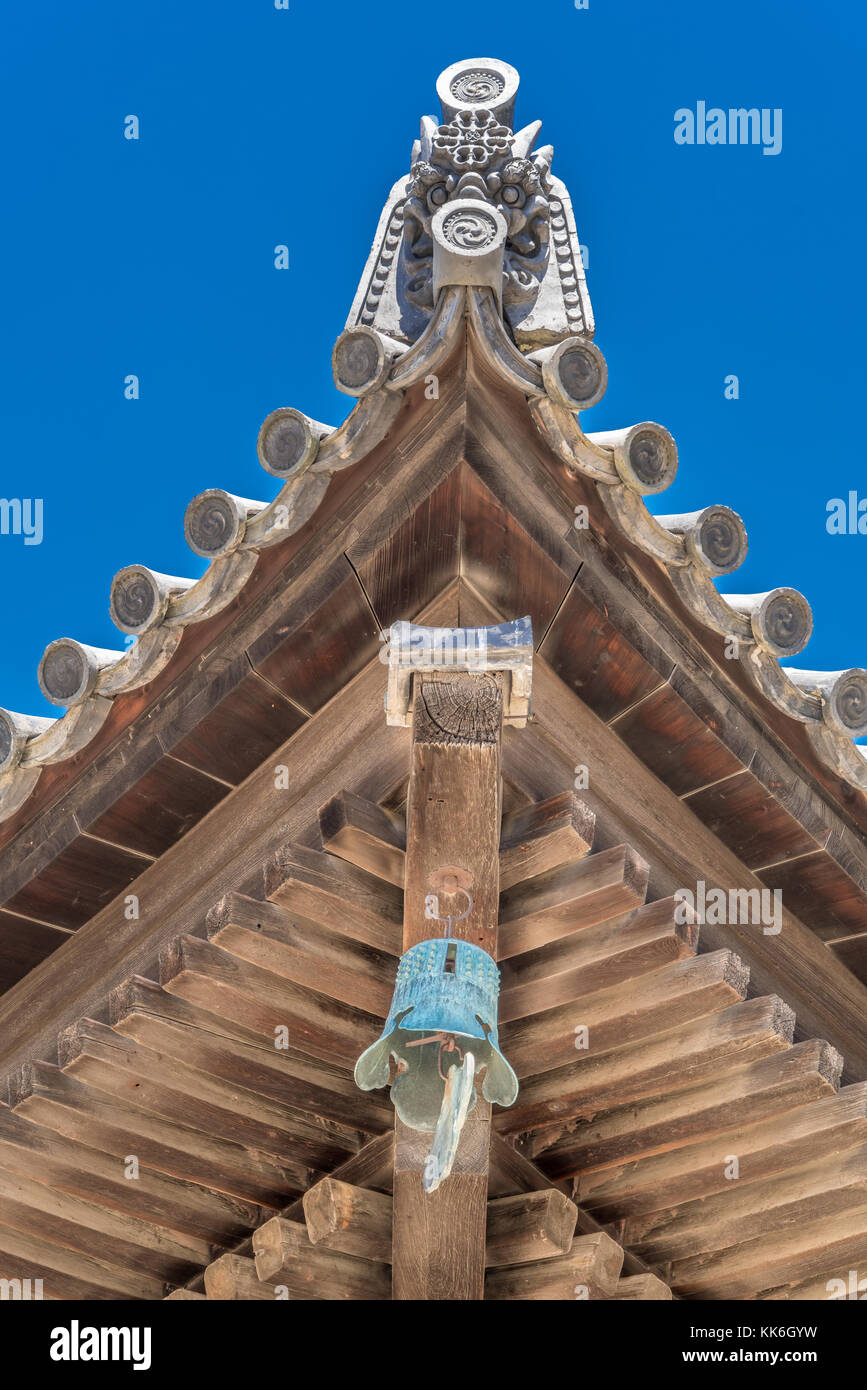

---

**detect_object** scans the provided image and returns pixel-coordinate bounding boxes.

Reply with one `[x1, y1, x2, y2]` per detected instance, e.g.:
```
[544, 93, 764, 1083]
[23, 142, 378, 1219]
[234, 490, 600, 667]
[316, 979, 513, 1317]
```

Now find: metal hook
[424, 888, 475, 938]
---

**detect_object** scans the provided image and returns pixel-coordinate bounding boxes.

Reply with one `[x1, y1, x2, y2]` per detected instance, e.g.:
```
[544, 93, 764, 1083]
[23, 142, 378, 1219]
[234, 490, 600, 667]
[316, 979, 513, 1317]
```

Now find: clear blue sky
[1, 0, 864, 718]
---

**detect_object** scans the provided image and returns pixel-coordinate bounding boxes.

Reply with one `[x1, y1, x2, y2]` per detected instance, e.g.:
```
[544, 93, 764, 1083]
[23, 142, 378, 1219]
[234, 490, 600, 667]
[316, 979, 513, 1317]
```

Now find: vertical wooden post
[392, 670, 504, 1301]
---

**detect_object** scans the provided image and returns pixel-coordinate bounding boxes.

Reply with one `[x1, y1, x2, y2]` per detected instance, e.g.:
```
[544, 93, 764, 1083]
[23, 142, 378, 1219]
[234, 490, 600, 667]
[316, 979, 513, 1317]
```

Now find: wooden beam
[282, 1133, 394, 1223]
[109, 975, 391, 1134]
[318, 790, 406, 887]
[303, 1179, 393, 1262]
[204, 1254, 278, 1301]
[159, 933, 380, 1070]
[12, 1059, 299, 1208]
[484, 1231, 624, 1300]
[0, 1222, 167, 1300]
[206, 891, 393, 1019]
[670, 1204, 867, 1299]
[61, 1017, 364, 1172]
[499, 896, 699, 1022]
[628, 1142, 867, 1270]
[498, 845, 649, 959]
[485, 1191, 577, 1267]
[501, 949, 749, 1080]
[0, 1102, 257, 1244]
[578, 1082, 867, 1221]
[614, 1273, 673, 1300]
[253, 1216, 391, 1300]
[531, 1039, 842, 1179]
[499, 791, 595, 891]
[393, 671, 505, 1301]
[0, 1161, 210, 1283]
[496, 995, 796, 1136]
[265, 844, 403, 956]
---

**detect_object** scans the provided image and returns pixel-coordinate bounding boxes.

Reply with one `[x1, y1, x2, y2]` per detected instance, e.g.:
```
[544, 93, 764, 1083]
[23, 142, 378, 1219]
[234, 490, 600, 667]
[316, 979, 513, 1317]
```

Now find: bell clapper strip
[425, 1051, 477, 1194]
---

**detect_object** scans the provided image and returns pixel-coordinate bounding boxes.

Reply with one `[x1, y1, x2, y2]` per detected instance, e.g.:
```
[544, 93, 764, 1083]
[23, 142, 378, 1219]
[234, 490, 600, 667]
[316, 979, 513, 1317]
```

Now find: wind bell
[354, 869, 518, 1192]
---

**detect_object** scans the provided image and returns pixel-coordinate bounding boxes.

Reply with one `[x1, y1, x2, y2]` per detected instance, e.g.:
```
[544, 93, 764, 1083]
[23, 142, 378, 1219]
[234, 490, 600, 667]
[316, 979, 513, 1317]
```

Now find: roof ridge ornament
[347, 57, 594, 351]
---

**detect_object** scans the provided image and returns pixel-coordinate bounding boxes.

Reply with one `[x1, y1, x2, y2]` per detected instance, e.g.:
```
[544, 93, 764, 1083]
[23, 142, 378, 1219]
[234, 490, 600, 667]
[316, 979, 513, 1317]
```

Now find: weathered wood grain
[499, 791, 595, 891]
[318, 790, 406, 887]
[303, 1179, 393, 1262]
[501, 949, 749, 1079]
[265, 844, 403, 956]
[253, 1216, 391, 1300]
[577, 1083, 867, 1222]
[206, 891, 393, 1018]
[496, 995, 795, 1136]
[484, 1231, 624, 1300]
[531, 1040, 841, 1178]
[485, 1190, 577, 1267]
[499, 896, 699, 1022]
[498, 845, 649, 959]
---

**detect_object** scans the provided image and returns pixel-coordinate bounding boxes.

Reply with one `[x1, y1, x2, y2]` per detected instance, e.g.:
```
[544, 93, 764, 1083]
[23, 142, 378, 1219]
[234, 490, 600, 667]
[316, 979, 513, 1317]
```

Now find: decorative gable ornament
[347, 57, 594, 350]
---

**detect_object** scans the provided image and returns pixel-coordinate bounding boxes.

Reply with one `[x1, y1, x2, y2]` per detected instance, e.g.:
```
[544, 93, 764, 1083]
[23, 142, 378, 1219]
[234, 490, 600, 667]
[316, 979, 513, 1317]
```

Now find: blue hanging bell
[354, 936, 519, 1131]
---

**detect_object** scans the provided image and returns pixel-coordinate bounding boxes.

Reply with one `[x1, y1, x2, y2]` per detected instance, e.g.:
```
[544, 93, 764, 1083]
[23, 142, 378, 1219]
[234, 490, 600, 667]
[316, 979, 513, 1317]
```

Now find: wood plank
[206, 891, 393, 1018]
[682, 769, 822, 872]
[283, 1133, 394, 1223]
[829, 931, 867, 987]
[499, 896, 699, 1022]
[350, 463, 463, 631]
[60, 1018, 362, 1172]
[318, 790, 406, 887]
[2, 835, 151, 932]
[765, 859, 867, 944]
[485, 1191, 577, 1267]
[484, 1231, 624, 1300]
[670, 1203, 867, 1300]
[499, 644, 867, 1079]
[0, 1222, 167, 1301]
[501, 949, 749, 1079]
[204, 1254, 279, 1301]
[165, 673, 306, 786]
[577, 1083, 867, 1222]
[303, 1179, 393, 1262]
[539, 580, 668, 723]
[110, 975, 391, 1134]
[496, 995, 795, 1136]
[531, 1039, 842, 1179]
[265, 844, 403, 956]
[253, 1216, 391, 1300]
[160, 933, 381, 1069]
[459, 461, 575, 652]
[499, 791, 595, 891]
[498, 845, 649, 959]
[12, 1059, 301, 1208]
[0, 1162, 211, 1283]
[612, 682, 745, 798]
[760, 1266, 867, 1300]
[85, 754, 228, 858]
[0, 913, 69, 996]
[165, 1288, 207, 1300]
[248, 571, 382, 716]
[626, 1140, 867, 1267]
[0, 1103, 259, 1243]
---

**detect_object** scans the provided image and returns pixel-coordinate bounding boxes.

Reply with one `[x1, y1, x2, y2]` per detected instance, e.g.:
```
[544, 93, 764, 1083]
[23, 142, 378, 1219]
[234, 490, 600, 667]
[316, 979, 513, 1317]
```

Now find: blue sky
[1, 0, 864, 718]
